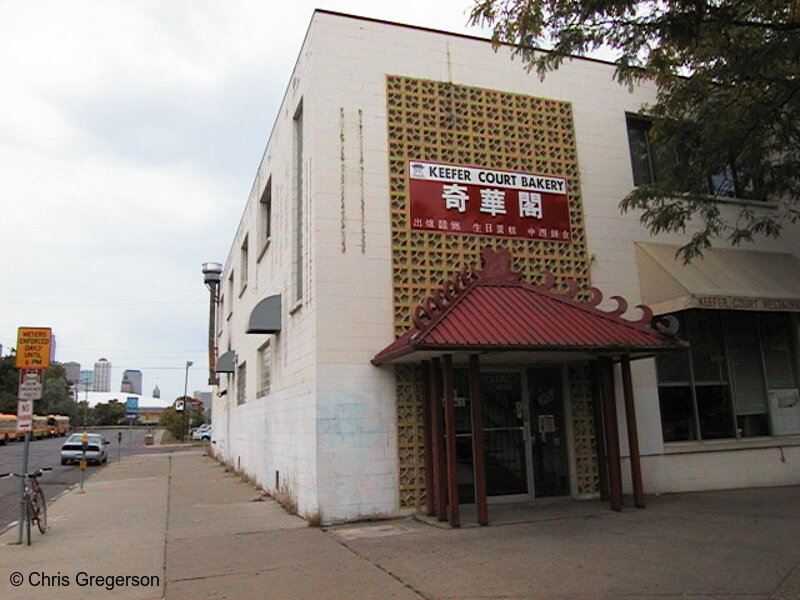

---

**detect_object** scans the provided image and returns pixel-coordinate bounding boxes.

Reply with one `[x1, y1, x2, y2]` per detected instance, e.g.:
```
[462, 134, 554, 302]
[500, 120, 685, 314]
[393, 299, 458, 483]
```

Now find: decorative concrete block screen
[386, 75, 598, 507]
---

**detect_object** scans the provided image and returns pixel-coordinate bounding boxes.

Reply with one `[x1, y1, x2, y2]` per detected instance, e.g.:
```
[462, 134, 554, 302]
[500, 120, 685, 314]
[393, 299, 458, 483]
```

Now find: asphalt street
[0, 428, 185, 532]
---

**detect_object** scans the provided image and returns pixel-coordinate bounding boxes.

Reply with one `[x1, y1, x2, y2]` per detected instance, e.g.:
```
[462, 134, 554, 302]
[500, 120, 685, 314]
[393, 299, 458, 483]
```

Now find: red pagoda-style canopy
[372, 248, 686, 527]
[373, 248, 684, 365]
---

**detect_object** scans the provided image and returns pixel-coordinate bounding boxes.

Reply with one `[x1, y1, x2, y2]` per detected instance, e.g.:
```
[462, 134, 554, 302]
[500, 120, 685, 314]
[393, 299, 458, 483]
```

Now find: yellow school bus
[48, 414, 70, 436]
[31, 415, 49, 440]
[0, 414, 16, 444]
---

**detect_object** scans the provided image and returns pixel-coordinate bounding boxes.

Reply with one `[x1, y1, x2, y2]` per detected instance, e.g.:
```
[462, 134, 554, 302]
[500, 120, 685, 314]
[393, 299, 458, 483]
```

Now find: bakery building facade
[210, 10, 800, 525]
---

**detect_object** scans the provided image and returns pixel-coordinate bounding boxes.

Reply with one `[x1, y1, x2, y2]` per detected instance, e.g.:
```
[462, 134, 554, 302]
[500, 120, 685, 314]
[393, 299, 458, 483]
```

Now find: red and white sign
[408, 160, 572, 242]
[18, 369, 43, 401]
[17, 399, 33, 431]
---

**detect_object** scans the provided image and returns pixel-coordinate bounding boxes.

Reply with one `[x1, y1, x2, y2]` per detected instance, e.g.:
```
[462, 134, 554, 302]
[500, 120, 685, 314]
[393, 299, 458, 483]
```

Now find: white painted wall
[211, 20, 319, 518]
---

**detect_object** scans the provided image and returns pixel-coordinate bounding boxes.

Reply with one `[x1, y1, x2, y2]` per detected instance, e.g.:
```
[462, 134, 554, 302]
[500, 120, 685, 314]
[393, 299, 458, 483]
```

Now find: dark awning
[216, 350, 236, 374]
[247, 294, 281, 334]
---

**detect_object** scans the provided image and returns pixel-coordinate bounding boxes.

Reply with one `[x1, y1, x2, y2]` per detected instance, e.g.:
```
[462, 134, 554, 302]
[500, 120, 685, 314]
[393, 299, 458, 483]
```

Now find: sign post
[14, 327, 51, 545]
[79, 432, 88, 492]
[125, 397, 138, 446]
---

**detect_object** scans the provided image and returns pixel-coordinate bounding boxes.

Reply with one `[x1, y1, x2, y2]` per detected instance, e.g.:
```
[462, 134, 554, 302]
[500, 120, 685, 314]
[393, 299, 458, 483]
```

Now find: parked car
[191, 425, 212, 441]
[61, 433, 108, 465]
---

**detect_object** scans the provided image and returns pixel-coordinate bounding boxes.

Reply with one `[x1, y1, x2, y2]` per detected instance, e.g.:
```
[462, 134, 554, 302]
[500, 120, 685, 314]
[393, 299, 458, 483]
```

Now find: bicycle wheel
[33, 487, 47, 533]
[24, 496, 33, 545]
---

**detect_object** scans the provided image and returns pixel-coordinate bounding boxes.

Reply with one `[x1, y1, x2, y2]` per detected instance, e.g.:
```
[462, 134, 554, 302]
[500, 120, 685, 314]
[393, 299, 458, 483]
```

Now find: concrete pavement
[1, 447, 799, 599]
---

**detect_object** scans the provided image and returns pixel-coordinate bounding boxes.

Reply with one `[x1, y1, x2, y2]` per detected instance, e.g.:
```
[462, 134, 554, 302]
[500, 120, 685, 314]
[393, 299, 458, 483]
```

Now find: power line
[59, 346, 205, 354]
[0, 299, 204, 306]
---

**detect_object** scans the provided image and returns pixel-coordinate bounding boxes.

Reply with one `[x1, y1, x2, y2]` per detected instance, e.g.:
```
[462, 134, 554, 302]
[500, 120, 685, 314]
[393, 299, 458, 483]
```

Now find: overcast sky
[0, 1, 487, 402]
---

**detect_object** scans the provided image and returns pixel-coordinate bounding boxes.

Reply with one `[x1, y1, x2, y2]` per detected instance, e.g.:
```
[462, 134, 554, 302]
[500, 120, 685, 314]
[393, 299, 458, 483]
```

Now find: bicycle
[1, 467, 51, 545]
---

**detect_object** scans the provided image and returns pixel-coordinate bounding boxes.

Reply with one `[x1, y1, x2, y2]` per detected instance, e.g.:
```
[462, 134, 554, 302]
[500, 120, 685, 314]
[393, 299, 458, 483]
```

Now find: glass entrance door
[454, 369, 528, 503]
[481, 371, 528, 499]
[527, 367, 570, 497]
[453, 366, 570, 503]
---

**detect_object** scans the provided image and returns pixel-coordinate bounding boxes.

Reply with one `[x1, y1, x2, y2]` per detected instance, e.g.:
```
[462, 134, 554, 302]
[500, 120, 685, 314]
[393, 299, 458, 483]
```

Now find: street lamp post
[182, 360, 193, 442]
[202, 262, 222, 386]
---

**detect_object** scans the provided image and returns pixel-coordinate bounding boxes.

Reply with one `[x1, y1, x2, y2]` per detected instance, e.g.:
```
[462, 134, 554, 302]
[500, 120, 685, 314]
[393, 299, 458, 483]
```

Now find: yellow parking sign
[15, 327, 52, 369]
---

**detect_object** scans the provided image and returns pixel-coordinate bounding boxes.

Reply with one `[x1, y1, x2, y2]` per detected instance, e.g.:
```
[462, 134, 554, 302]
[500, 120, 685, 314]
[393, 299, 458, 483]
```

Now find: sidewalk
[1, 450, 798, 599]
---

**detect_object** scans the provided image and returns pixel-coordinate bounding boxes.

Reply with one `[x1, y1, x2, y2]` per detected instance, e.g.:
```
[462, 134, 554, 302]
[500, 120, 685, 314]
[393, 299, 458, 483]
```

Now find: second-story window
[227, 271, 234, 316]
[259, 178, 272, 260]
[625, 115, 763, 201]
[626, 116, 665, 186]
[240, 235, 249, 294]
[293, 102, 304, 305]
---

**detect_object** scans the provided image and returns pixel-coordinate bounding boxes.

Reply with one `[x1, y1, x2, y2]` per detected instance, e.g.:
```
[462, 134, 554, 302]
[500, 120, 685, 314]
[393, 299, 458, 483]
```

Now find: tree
[90, 401, 126, 426]
[0, 355, 18, 414]
[159, 398, 205, 442]
[41, 363, 79, 421]
[470, 1, 800, 260]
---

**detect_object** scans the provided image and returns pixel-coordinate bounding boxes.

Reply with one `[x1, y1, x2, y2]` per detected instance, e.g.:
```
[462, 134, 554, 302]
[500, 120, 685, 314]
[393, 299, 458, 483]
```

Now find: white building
[211, 11, 800, 525]
[93, 358, 111, 393]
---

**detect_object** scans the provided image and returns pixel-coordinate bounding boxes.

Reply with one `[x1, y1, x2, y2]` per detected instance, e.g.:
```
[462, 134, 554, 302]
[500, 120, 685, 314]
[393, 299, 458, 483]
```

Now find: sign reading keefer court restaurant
[15, 327, 52, 369]
[695, 295, 800, 312]
[408, 160, 571, 242]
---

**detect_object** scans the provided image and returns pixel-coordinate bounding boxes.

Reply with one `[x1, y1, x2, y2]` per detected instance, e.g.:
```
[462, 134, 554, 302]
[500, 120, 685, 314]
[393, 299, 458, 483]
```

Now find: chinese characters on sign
[408, 160, 571, 242]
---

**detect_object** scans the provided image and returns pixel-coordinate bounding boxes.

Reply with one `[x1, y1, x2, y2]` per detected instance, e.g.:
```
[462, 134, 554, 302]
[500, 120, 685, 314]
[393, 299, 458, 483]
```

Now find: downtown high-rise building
[78, 370, 94, 393]
[62, 361, 81, 384]
[93, 358, 111, 392]
[122, 369, 143, 395]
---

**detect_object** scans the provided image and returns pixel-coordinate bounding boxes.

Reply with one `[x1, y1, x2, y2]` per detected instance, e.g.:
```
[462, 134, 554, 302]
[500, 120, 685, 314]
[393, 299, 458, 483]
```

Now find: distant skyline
[0, 2, 489, 400]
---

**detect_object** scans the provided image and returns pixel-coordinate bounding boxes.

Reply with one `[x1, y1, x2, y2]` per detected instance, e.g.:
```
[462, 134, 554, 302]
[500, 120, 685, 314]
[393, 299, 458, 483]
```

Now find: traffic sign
[17, 399, 33, 431]
[125, 396, 139, 419]
[18, 369, 43, 401]
[15, 327, 52, 369]
[175, 399, 185, 412]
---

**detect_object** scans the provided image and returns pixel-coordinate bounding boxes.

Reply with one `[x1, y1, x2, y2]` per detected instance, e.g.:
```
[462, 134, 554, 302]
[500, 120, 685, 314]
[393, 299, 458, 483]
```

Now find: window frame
[655, 310, 799, 442]
[227, 271, 234, 318]
[625, 114, 765, 202]
[236, 361, 247, 405]
[240, 235, 249, 296]
[257, 178, 272, 263]
[257, 341, 271, 398]
[292, 101, 304, 310]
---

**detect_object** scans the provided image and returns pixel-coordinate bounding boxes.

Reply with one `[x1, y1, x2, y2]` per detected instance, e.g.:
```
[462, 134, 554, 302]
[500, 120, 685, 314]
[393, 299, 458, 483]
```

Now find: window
[656, 310, 798, 442]
[293, 102, 304, 305]
[626, 117, 665, 186]
[258, 178, 272, 259]
[625, 116, 763, 200]
[236, 361, 247, 405]
[258, 341, 271, 397]
[240, 235, 249, 294]
[227, 271, 234, 316]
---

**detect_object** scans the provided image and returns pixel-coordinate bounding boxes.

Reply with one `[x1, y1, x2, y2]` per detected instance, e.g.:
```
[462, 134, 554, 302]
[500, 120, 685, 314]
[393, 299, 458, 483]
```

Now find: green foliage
[471, 0, 800, 261]
[41, 363, 79, 420]
[159, 397, 205, 442]
[0, 358, 80, 422]
[89, 401, 127, 426]
[0, 355, 18, 414]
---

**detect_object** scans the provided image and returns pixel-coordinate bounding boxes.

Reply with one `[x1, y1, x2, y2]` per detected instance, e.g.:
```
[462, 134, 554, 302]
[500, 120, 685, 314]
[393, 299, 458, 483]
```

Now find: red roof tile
[372, 248, 686, 365]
